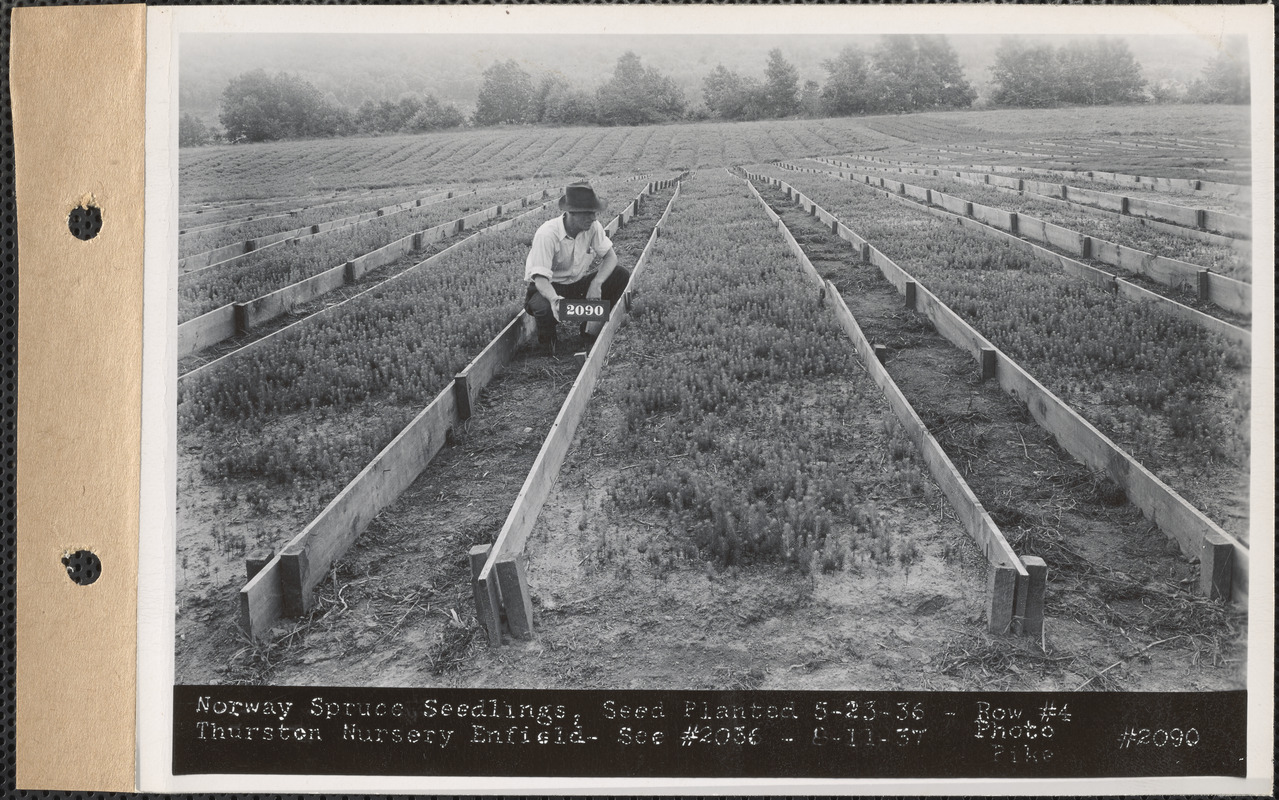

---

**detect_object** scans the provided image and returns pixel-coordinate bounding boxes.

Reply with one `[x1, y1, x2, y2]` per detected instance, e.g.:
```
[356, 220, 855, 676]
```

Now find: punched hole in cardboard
[68, 203, 103, 240]
[62, 549, 102, 586]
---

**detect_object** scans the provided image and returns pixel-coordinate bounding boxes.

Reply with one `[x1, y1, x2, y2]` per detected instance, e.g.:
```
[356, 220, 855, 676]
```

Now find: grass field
[175, 103, 1256, 692]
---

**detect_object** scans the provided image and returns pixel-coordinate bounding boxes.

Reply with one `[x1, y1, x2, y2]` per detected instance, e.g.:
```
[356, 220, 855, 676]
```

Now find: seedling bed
[179, 184, 462, 260]
[174, 182, 676, 684]
[754, 181, 1244, 691]
[461, 171, 1004, 689]
[178, 186, 541, 322]
[784, 162, 1252, 324]
[799, 159, 1251, 278]
[850, 156, 1251, 218]
[836, 147, 1251, 203]
[747, 166, 1251, 551]
[178, 199, 547, 376]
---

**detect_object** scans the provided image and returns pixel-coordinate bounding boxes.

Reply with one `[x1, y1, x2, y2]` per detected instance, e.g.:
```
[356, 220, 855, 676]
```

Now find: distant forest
[179, 34, 1250, 146]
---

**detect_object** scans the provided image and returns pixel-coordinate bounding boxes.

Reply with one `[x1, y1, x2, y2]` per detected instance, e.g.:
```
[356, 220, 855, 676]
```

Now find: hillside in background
[180, 33, 1235, 125]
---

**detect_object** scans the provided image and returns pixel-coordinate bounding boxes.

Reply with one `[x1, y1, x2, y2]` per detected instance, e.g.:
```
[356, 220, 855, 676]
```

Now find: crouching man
[524, 181, 630, 356]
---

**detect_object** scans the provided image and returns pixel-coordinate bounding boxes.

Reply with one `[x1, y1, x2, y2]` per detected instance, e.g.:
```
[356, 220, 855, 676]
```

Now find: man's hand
[534, 276, 562, 321]
[586, 281, 603, 301]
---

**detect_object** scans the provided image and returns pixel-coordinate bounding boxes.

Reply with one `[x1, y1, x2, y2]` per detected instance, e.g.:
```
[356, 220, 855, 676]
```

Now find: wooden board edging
[181, 201, 554, 382]
[822, 282, 1028, 633]
[177, 305, 235, 359]
[818, 169, 1254, 332]
[475, 182, 684, 644]
[234, 184, 659, 637]
[179, 190, 543, 356]
[744, 174, 1030, 632]
[179, 186, 467, 272]
[994, 349, 1247, 604]
[757, 174, 1249, 607]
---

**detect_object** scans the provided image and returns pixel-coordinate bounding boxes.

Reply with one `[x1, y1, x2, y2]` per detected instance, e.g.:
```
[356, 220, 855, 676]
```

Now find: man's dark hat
[558, 181, 606, 213]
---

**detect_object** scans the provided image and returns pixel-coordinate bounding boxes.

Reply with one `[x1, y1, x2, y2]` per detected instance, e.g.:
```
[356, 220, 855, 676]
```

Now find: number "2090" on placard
[563, 302, 606, 317]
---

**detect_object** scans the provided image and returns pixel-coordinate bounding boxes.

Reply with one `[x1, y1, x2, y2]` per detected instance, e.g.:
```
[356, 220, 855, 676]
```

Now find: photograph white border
[138, 4, 1274, 793]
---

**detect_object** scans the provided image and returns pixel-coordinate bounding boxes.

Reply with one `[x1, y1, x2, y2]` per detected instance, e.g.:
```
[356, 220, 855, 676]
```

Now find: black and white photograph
[136, 4, 1272, 792]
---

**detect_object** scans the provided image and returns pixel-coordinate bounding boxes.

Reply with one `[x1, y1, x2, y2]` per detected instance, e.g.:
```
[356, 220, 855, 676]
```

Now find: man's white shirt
[524, 216, 614, 284]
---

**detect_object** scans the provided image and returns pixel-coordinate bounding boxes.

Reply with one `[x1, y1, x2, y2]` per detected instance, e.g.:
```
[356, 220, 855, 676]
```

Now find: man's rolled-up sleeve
[592, 222, 614, 258]
[524, 227, 557, 283]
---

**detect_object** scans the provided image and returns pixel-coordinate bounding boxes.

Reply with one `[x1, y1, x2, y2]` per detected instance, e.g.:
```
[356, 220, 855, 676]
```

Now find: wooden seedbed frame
[778, 163, 1252, 339]
[741, 174, 1040, 636]
[180, 196, 554, 380]
[812, 157, 1251, 259]
[937, 142, 1249, 181]
[471, 182, 684, 646]
[179, 184, 454, 238]
[866, 160, 1250, 241]
[180, 209, 295, 237]
[822, 153, 1249, 199]
[178, 186, 468, 272]
[177, 189, 547, 359]
[235, 179, 681, 637]
[744, 170, 1249, 607]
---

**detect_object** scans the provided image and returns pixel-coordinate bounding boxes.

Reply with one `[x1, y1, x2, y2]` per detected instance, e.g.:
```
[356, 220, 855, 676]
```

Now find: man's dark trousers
[525, 267, 631, 339]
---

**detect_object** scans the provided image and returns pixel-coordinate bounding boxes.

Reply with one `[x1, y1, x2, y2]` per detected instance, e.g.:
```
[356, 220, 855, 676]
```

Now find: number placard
[557, 299, 610, 322]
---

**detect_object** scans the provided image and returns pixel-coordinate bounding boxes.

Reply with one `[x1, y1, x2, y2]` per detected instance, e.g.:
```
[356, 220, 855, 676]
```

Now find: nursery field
[748, 164, 1250, 542]
[176, 103, 1257, 692]
[179, 104, 1250, 201]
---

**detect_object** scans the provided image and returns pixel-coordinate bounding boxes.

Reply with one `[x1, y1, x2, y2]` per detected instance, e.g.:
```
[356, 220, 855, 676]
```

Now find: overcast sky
[180, 33, 1242, 118]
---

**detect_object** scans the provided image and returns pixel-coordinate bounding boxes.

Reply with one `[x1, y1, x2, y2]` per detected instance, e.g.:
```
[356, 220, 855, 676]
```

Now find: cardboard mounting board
[11, 4, 146, 791]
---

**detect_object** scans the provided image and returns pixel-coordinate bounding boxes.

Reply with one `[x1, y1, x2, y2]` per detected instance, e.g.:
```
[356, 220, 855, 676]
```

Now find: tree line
[180, 36, 1249, 146]
[989, 39, 1248, 107]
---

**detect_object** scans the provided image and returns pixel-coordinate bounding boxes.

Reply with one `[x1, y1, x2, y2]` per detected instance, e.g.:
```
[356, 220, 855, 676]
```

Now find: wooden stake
[873, 344, 888, 363]
[987, 563, 1019, 634]
[860, 242, 871, 263]
[1021, 556, 1047, 637]
[495, 555, 534, 639]
[1199, 532, 1233, 600]
[469, 543, 494, 631]
[232, 303, 249, 336]
[472, 548, 505, 646]
[980, 347, 997, 382]
[453, 374, 472, 422]
[1197, 270, 1211, 303]
[904, 280, 917, 310]
[278, 548, 310, 617]
[245, 549, 274, 581]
